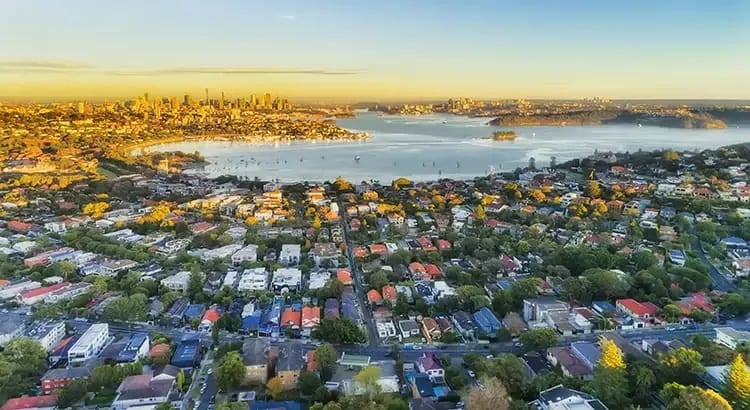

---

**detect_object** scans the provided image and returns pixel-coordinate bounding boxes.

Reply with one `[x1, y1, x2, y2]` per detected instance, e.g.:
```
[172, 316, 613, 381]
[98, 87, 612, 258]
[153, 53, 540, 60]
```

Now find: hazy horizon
[1, 0, 749, 101]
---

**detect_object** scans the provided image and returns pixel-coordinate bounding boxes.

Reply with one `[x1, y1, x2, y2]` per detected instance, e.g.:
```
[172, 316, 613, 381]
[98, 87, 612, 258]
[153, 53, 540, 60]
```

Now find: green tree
[315, 343, 337, 381]
[311, 318, 366, 345]
[518, 329, 558, 352]
[297, 371, 321, 396]
[187, 270, 204, 300]
[660, 347, 705, 385]
[216, 351, 246, 392]
[55, 379, 88, 408]
[368, 271, 389, 291]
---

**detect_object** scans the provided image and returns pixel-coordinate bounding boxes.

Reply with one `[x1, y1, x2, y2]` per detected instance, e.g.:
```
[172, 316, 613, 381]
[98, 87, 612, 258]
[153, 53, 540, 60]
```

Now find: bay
[145, 112, 749, 183]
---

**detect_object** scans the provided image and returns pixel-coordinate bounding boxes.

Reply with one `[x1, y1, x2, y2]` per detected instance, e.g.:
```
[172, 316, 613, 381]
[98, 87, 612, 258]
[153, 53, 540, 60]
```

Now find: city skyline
[1, 0, 749, 102]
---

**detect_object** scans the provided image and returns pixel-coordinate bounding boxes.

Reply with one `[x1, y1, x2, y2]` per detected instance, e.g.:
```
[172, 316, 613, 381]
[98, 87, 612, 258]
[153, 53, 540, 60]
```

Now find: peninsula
[487, 110, 728, 129]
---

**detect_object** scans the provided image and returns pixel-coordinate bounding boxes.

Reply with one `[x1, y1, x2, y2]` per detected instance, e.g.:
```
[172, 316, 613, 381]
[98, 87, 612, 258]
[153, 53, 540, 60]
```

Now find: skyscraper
[263, 92, 272, 109]
[183, 94, 190, 107]
[205, 88, 209, 106]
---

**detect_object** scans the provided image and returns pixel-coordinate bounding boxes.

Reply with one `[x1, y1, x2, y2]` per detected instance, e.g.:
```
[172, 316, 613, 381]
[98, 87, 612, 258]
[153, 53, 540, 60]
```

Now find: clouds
[0, 60, 364, 76]
[0, 60, 93, 70]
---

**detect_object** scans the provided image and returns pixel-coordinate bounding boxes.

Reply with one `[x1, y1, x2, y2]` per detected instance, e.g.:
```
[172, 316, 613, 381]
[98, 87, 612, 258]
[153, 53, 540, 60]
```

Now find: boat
[354, 155, 361, 162]
[442, 121, 448, 124]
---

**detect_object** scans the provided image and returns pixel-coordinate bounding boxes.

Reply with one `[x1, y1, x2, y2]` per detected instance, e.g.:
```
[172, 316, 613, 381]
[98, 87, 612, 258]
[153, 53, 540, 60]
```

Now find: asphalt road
[195, 372, 216, 410]
[693, 241, 736, 292]
[338, 198, 379, 347]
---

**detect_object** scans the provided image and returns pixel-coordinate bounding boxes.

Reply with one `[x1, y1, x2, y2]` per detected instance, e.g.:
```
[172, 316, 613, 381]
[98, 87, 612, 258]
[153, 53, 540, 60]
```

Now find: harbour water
[146, 112, 749, 183]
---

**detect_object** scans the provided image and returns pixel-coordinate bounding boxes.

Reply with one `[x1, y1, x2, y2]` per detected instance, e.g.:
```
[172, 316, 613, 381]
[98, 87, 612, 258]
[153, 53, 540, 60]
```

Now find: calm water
[146, 112, 749, 183]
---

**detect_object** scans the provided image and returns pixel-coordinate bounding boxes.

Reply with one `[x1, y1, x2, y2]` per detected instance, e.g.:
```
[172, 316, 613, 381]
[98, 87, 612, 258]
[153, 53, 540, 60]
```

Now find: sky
[0, 0, 748, 102]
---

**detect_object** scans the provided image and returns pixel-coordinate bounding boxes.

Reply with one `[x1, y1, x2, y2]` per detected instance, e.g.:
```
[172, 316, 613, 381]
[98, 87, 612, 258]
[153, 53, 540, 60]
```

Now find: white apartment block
[68, 323, 109, 364]
[24, 320, 66, 352]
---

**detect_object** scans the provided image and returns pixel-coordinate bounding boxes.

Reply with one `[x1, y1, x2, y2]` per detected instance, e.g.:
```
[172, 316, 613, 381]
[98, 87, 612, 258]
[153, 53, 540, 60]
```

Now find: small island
[487, 131, 518, 141]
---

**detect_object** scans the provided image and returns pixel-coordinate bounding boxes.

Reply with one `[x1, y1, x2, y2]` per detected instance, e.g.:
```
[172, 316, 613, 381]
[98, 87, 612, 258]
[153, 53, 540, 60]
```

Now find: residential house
[276, 343, 304, 390]
[23, 320, 66, 352]
[421, 317, 441, 341]
[530, 384, 608, 410]
[472, 307, 503, 337]
[451, 311, 476, 339]
[313, 243, 339, 266]
[242, 339, 271, 384]
[546, 346, 595, 380]
[0, 395, 57, 410]
[279, 244, 301, 266]
[111, 371, 177, 410]
[399, 319, 421, 339]
[161, 271, 191, 292]
[616, 298, 658, 327]
[523, 297, 569, 323]
[416, 353, 444, 381]
[232, 244, 258, 266]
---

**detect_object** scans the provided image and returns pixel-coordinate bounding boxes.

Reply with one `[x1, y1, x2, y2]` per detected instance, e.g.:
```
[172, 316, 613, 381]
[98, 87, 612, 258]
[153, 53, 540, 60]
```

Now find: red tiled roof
[617, 298, 657, 316]
[437, 240, 452, 250]
[424, 264, 442, 279]
[382, 285, 397, 301]
[367, 289, 383, 303]
[1, 395, 57, 410]
[337, 269, 353, 285]
[19, 282, 69, 300]
[281, 308, 301, 327]
[302, 306, 320, 328]
[306, 350, 318, 372]
[409, 262, 426, 273]
[369, 244, 387, 255]
[202, 309, 221, 323]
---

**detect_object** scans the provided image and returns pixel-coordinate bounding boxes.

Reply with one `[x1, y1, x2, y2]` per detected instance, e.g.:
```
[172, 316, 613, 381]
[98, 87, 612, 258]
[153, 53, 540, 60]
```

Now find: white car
[467, 370, 476, 378]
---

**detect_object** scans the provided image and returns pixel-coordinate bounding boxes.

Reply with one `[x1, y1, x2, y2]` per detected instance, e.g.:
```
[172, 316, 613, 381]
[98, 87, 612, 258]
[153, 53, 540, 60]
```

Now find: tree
[445, 365, 468, 390]
[312, 215, 322, 229]
[465, 376, 511, 410]
[585, 181, 601, 199]
[102, 294, 148, 322]
[588, 337, 629, 408]
[187, 270, 204, 300]
[311, 318, 366, 345]
[518, 329, 558, 352]
[660, 347, 705, 385]
[661, 304, 682, 323]
[216, 351, 246, 392]
[176, 370, 186, 392]
[724, 354, 750, 409]
[662, 383, 731, 410]
[315, 343, 338, 382]
[629, 363, 656, 405]
[2, 338, 47, 375]
[475, 204, 486, 221]
[599, 337, 625, 370]
[155, 404, 176, 410]
[266, 377, 284, 399]
[56, 379, 88, 408]
[484, 354, 528, 397]
[354, 366, 381, 398]
[298, 371, 322, 396]
[212, 323, 220, 345]
[368, 271, 389, 291]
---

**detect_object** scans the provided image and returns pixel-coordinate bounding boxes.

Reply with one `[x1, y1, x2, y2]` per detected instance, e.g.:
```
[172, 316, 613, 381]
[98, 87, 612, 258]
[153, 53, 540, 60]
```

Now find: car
[467, 370, 476, 378]
[195, 401, 201, 408]
[485, 354, 493, 359]
[207, 368, 213, 375]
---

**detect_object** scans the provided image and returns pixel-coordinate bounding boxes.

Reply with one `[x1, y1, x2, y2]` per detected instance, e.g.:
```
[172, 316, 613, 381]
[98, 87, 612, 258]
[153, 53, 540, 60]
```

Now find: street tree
[216, 351, 246, 392]
[518, 329, 558, 352]
[724, 354, 750, 409]
[354, 366, 381, 398]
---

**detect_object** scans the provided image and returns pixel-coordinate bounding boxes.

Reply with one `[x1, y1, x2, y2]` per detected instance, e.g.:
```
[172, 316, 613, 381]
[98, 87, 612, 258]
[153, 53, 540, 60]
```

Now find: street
[693, 241, 736, 292]
[338, 198, 379, 347]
